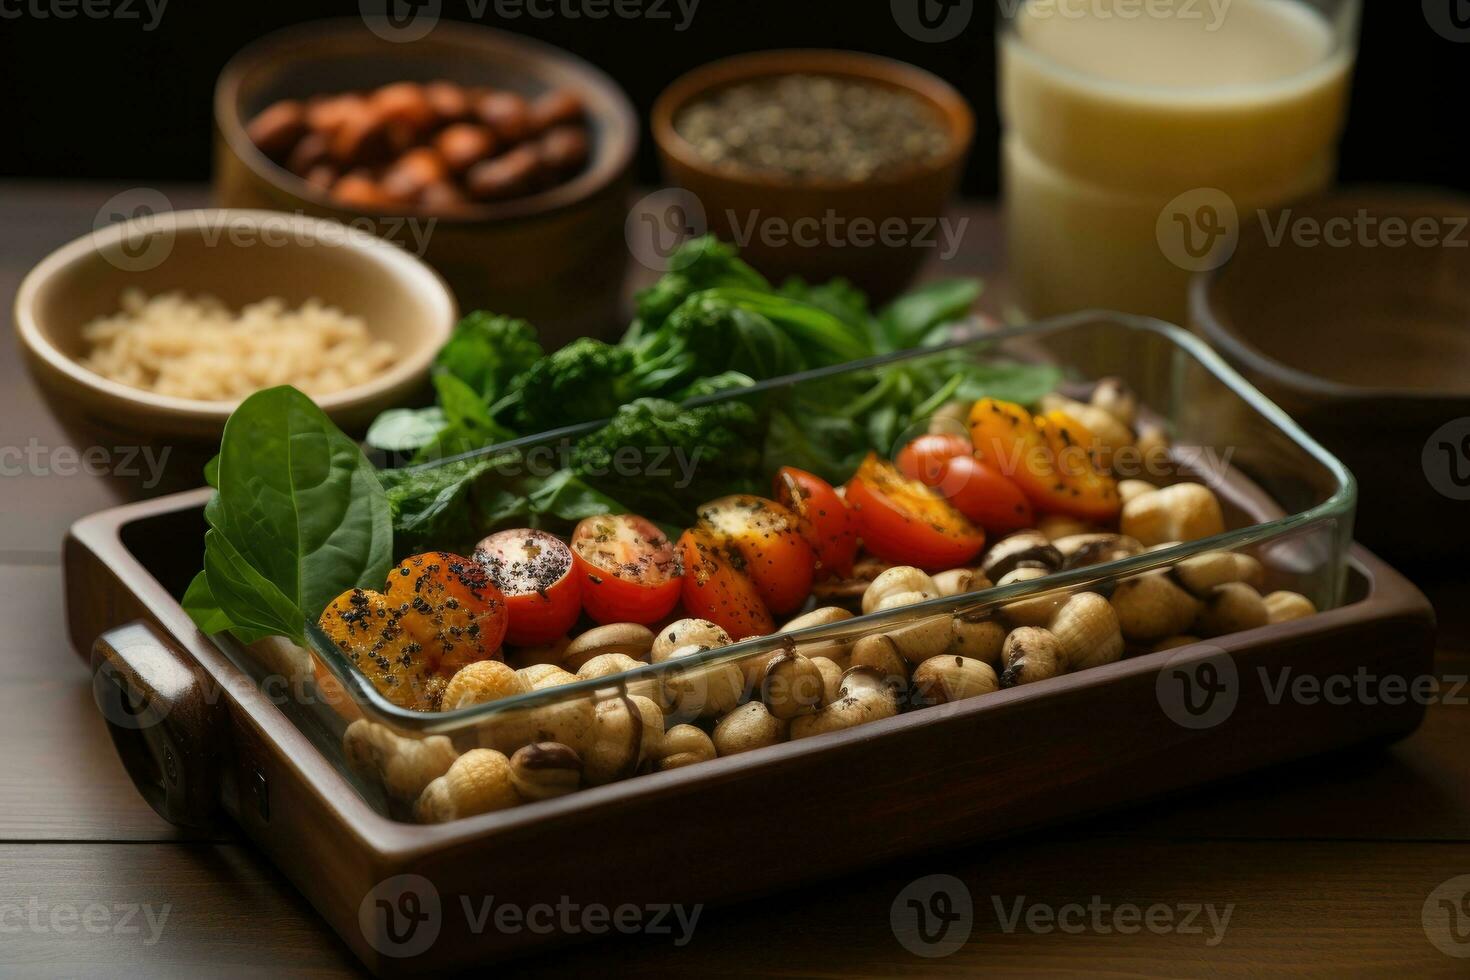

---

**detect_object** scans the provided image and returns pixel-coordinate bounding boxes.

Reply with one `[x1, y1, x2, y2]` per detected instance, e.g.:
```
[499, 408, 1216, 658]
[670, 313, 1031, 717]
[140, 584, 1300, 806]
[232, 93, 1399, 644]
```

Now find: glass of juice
[999, 0, 1361, 324]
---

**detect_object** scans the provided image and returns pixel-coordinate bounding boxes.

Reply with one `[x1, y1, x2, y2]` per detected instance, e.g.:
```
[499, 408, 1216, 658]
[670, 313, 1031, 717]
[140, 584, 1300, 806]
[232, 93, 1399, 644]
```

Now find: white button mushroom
[1121, 483, 1225, 547]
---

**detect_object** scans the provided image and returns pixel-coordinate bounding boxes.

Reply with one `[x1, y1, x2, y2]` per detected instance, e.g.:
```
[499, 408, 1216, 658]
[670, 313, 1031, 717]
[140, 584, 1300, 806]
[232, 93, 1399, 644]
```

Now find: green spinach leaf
[187, 386, 393, 644]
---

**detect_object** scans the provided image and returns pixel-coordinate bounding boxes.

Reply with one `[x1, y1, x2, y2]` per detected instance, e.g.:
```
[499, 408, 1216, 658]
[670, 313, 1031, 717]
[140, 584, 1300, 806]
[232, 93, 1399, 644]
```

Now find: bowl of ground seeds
[653, 50, 974, 299]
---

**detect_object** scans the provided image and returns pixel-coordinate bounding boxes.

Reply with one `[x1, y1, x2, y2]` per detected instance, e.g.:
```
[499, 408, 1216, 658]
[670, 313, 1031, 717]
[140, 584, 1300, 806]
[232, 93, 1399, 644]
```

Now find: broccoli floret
[512, 338, 642, 431]
[571, 397, 762, 522]
[433, 313, 544, 403]
[624, 236, 770, 341]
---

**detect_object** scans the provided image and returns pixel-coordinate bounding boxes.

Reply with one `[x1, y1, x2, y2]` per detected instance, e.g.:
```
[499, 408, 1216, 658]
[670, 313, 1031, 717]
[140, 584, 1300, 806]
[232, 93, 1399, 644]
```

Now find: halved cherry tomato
[383, 553, 508, 678]
[676, 526, 775, 640]
[570, 514, 682, 625]
[475, 529, 581, 647]
[897, 433, 1034, 535]
[968, 398, 1121, 522]
[937, 454, 1035, 535]
[896, 433, 972, 486]
[773, 466, 859, 578]
[844, 453, 986, 571]
[697, 495, 815, 616]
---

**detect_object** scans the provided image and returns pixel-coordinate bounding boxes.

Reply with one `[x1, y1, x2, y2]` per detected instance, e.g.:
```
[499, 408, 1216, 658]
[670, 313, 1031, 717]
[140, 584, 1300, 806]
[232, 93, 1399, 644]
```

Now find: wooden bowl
[214, 19, 637, 346]
[1190, 189, 1470, 567]
[14, 209, 456, 456]
[652, 50, 974, 301]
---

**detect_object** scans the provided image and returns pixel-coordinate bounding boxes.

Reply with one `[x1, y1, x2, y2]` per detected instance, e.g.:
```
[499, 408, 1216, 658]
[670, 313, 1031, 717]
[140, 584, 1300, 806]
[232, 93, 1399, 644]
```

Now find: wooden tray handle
[91, 620, 227, 831]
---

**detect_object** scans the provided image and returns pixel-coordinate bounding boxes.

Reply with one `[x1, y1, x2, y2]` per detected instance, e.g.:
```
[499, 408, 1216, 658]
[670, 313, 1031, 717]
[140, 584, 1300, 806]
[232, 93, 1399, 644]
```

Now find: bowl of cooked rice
[14, 209, 456, 449]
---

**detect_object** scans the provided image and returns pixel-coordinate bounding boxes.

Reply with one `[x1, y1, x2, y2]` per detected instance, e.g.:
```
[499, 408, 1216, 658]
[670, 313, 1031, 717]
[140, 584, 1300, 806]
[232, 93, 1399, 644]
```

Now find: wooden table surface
[2, 183, 1467, 978]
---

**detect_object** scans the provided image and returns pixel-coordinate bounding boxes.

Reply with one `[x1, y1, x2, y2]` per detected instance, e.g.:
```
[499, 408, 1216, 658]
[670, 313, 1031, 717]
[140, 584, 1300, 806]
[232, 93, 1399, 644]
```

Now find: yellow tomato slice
[968, 398, 1122, 522]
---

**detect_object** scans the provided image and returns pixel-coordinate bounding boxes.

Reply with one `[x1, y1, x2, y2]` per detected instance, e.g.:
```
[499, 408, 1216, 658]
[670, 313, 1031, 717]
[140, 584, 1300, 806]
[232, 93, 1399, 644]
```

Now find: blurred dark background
[1, 0, 1466, 195]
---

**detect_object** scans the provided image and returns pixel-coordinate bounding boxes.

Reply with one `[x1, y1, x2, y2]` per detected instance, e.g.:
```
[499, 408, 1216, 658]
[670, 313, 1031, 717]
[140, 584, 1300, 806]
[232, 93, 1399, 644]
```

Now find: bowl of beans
[652, 50, 974, 300]
[215, 19, 637, 345]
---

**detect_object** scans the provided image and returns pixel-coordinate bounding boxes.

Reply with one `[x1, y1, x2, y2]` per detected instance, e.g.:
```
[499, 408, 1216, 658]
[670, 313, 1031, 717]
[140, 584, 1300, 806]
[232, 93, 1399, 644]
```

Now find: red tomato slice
[773, 466, 859, 578]
[697, 495, 815, 616]
[475, 529, 582, 646]
[935, 455, 1035, 536]
[383, 552, 508, 677]
[844, 454, 987, 571]
[897, 433, 1034, 535]
[897, 433, 972, 486]
[677, 526, 775, 640]
[570, 514, 682, 625]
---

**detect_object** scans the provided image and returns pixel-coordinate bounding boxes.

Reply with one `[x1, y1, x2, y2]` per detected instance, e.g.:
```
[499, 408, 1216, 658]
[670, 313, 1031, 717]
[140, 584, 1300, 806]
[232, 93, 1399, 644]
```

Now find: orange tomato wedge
[967, 398, 1122, 522]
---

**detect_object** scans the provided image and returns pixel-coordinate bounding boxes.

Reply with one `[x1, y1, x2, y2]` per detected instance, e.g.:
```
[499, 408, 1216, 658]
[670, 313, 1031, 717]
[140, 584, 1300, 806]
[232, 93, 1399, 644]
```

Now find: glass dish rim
[276, 310, 1357, 735]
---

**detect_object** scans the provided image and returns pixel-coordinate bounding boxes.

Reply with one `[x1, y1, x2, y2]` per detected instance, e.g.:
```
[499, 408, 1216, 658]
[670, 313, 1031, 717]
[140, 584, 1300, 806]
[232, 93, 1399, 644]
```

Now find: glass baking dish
[220, 311, 1356, 818]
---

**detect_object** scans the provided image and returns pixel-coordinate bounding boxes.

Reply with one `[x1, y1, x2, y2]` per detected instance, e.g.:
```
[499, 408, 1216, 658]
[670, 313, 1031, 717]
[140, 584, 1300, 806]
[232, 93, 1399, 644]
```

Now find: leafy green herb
[185, 386, 393, 645]
[512, 338, 645, 432]
[434, 313, 544, 403]
[380, 452, 628, 555]
[876, 279, 984, 352]
[571, 397, 763, 519]
[364, 406, 448, 455]
[414, 373, 514, 461]
[361, 235, 1032, 550]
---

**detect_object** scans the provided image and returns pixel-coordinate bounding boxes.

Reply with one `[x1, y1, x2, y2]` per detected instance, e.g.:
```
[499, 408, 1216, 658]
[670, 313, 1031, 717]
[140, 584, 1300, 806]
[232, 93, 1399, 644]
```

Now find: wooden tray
[64, 490, 1435, 975]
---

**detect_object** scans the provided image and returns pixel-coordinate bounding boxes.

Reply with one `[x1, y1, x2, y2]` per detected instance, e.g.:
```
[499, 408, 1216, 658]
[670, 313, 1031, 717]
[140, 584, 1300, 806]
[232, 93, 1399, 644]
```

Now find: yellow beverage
[1000, 0, 1359, 323]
